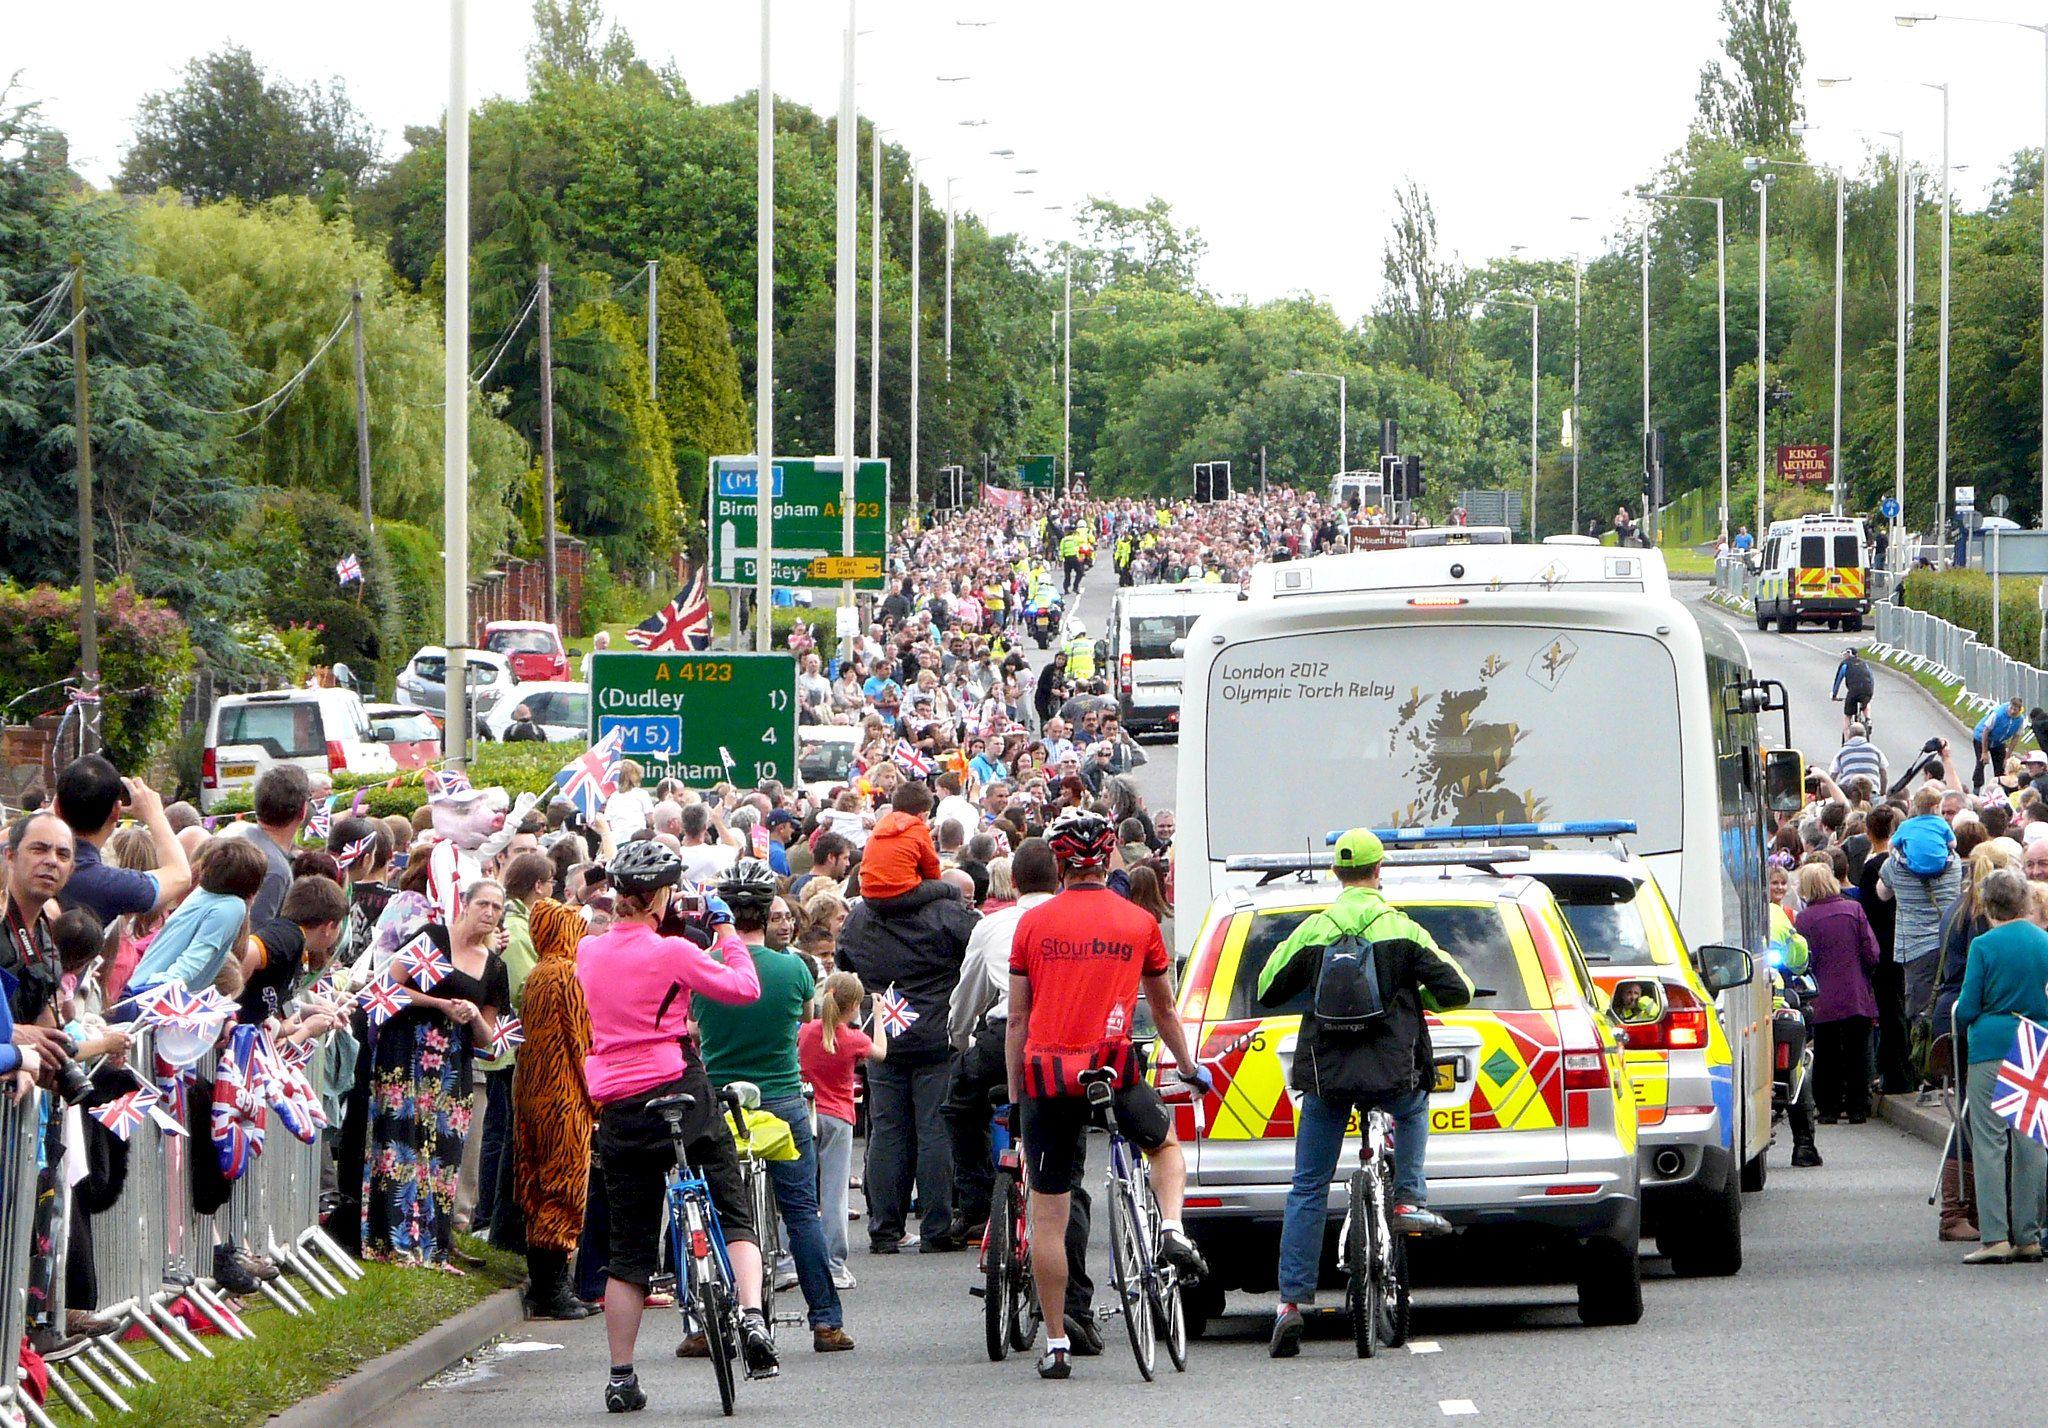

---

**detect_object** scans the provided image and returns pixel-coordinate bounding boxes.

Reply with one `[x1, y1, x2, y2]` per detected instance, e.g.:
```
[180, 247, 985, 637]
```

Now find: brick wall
[466, 538, 591, 640]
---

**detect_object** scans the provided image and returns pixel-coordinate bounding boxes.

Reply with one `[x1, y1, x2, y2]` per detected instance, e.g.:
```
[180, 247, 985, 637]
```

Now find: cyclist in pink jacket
[576, 840, 772, 1413]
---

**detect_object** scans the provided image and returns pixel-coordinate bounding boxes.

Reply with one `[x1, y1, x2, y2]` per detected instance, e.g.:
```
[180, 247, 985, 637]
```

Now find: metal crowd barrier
[1869, 599, 2048, 718]
[12, 1021, 363, 1423]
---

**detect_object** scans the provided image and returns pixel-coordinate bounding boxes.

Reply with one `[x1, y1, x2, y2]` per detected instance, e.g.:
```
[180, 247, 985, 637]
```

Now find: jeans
[759, 1093, 843, 1329]
[1276, 1086, 1430, 1304]
[816, 1113, 854, 1272]
[1968, 1060, 2047, 1246]
[474, 1066, 514, 1227]
[1972, 738, 2008, 791]
[864, 1058, 954, 1246]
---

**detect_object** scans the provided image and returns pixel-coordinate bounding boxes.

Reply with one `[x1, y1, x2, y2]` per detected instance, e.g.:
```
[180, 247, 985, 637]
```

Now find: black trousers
[1814, 1017, 1874, 1119]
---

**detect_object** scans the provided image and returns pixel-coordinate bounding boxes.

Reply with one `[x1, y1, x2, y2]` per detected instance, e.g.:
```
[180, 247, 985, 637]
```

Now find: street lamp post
[1899, 11, 2047, 523]
[1569, 214, 1593, 537]
[1062, 280, 1116, 497]
[1745, 164, 1776, 537]
[755, 0, 775, 652]
[1286, 369, 1347, 485]
[1479, 295, 1541, 538]
[1926, 81, 1953, 537]
[1643, 192, 1729, 541]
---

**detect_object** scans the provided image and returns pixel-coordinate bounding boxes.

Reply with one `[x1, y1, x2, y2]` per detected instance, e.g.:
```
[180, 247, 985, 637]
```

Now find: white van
[201, 687, 398, 812]
[1106, 582, 1242, 737]
[1751, 513, 1870, 633]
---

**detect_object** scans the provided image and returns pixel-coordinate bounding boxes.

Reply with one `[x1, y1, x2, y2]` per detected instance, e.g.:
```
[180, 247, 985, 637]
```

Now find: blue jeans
[1276, 1086, 1430, 1304]
[759, 1093, 844, 1329]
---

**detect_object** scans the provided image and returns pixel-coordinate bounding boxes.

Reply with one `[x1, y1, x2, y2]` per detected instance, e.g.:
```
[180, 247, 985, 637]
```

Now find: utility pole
[71, 258, 98, 753]
[835, 8, 857, 617]
[444, 0, 470, 769]
[539, 262, 558, 626]
[755, 0, 775, 654]
[870, 120, 882, 461]
[647, 260, 658, 403]
[1260, 444, 1267, 493]
[910, 163, 921, 520]
[352, 283, 372, 527]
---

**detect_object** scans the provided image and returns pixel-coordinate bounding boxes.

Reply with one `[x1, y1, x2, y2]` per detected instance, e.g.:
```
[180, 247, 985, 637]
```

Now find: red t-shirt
[1009, 887, 1168, 1095]
[799, 1019, 874, 1124]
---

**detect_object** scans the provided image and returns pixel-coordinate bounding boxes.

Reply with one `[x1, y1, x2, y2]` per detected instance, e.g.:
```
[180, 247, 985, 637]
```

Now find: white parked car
[201, 687, 397, 813]
[394, 646, 517, 728]
[797, 725, 859, 802]
[482, 681, 591, 744]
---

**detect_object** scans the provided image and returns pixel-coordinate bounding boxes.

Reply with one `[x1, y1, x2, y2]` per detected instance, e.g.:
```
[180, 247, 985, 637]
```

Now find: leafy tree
[118, 45, 381, 203]
[127, 196, 520, 560]
[228, 489, 403, 689]
[1374, 180, 1472, 390]
[0, 99, 255, 649]
[651, 252, 747, 521]
[1696, 0, 1804, 154]
[528, 0, 660, 90]
[558, 296, 677, 569]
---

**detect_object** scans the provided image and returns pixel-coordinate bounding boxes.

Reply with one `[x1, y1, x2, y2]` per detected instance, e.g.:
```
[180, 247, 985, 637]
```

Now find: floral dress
[361, 926, 509, 1267]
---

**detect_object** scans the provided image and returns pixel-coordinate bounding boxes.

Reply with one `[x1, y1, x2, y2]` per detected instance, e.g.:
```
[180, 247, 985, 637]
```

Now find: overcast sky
[12, 1, 2048, 319]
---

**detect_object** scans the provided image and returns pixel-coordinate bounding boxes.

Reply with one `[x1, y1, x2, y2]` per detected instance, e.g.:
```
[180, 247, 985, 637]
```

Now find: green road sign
[1018, 454, 1057, 490]
[589, 650, 796, 789]
[708, 456, 890, 590]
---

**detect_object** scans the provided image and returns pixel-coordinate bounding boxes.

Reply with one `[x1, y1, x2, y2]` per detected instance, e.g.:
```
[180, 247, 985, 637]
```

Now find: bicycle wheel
[1160, 1265, 1187, 1372]
[696, 1258, 738, 1417]
[1108, 1175, 1155, 1380]
[749, 1165, 778, 1337]
[984, 1173, 1014, 1362]
[1370, 1155, 1410, 1348]
[1346, 1168, 1377, 1359]
[1006, 1185, 1040, 1353]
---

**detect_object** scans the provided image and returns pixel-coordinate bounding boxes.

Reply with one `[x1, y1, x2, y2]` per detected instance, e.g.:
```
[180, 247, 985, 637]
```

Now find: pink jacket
[577, 921, 760, 1105]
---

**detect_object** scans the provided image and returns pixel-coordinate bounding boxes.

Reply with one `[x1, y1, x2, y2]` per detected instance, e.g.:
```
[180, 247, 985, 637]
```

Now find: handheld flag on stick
[874, 985, 919, 1036]
[1992, 1016, 2048, 1149]
[335, 553, 363, 585]
[484, 1016, 525, 1060]
[357, 976, 414, 1029]
[554, 726, 626, 820]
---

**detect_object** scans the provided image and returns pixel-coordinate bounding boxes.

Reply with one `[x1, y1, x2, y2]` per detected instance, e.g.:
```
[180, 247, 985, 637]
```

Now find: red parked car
[482, 620, 569, 682]
[363, 703, 443, 771]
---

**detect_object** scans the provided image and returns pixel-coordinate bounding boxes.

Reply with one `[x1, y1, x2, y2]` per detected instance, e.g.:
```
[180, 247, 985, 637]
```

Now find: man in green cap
[1255, 826, 1474, 1359]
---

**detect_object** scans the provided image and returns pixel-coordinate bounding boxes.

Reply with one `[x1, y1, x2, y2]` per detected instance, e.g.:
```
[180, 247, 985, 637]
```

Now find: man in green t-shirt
[692, 859, 852, 1352]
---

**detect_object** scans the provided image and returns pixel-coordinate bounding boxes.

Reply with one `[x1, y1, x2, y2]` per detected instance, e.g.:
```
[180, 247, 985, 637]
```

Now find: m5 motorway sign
[708, 455, 890, 591]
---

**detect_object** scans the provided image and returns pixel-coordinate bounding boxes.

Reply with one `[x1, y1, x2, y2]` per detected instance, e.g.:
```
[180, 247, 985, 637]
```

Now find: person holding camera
[53, 756, 191, 927]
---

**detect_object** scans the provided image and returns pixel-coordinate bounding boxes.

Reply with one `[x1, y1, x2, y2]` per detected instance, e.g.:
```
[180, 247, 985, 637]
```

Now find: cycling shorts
[596, 1068, 756, 1287]
[1843, 690, 1870, 719]
[1020, 1079, 1171, 1196]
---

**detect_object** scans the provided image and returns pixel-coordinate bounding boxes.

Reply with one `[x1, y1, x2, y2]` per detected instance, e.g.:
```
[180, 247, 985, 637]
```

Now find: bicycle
[1341, 1106, 1410, 1359]
[1078, 1066, 1192, 1381]
[648, 1084, 765, 1418]
[978, 1092, 1039, 1362]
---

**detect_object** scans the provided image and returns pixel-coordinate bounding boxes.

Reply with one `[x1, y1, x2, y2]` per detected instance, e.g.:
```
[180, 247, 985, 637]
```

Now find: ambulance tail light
[1622, 981, 1711, 1051]
[1557, 1009, 1611, 1091]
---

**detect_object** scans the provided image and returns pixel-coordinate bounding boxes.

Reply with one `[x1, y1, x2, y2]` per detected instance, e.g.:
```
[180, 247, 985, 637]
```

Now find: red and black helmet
[1046, 810, 1116, 871]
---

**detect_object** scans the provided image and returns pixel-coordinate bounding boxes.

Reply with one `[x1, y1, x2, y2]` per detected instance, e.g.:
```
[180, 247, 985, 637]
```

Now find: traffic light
[1403, 453, 1424, 496]
[1641, 431, 1664, 509]
[1193, 462, 1211, 503]
[1380, 418, 1398, 465]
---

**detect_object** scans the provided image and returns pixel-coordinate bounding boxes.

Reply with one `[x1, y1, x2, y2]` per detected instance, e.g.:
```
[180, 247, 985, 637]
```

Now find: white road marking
[1440, 1400, 1479, 1416]
[1408, 1341, 1442, 1354]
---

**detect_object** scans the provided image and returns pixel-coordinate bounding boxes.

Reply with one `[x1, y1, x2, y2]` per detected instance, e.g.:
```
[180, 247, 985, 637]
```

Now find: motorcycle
[1769, 964, 1817, 1126]
[1023, 593, 1063, 649]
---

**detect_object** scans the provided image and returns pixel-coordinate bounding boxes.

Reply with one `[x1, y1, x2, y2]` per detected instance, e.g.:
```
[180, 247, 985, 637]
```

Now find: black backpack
[1312, 934, 1388, 1030]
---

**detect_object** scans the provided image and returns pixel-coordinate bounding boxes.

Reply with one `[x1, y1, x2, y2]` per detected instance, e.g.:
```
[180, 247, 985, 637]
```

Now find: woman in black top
[362, 878, 509, 1270]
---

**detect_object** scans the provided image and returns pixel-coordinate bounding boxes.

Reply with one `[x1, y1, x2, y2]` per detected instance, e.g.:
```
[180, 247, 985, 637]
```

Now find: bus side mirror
[1169, 639, 1187, 658]
[1763, 749, 1806, 814]
[1696, 944, 1755, 996]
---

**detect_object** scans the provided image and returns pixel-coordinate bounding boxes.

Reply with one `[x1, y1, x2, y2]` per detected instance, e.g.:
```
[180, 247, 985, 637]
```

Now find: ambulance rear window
[1227, 903, 1534, 1019]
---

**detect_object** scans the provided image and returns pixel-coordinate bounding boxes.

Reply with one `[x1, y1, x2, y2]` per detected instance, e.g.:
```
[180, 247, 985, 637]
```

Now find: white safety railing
[2, 1015, 361, 1424]
[1870, 601, 2048, 717]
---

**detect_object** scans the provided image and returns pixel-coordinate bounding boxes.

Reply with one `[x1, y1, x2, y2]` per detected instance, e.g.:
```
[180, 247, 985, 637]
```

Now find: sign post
[708, 455, 889, 592]
[1775, 444, 1831, 486]
[589, 650, 797, 789]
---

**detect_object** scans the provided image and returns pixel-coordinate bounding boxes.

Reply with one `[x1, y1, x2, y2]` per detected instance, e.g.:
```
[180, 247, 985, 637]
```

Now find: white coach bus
[1172, 541, 1787, 1192]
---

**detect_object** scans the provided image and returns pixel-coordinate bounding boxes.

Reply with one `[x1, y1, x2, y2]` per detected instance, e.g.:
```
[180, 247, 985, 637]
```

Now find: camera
[54, 1055, 95, 1107]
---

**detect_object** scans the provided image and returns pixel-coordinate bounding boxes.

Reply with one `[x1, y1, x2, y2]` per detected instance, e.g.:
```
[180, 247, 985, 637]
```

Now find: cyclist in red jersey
[1006, 810, 1210, 1380]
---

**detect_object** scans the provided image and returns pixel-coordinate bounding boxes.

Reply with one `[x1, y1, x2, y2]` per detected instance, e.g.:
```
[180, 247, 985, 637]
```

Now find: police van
[1107, 582, 1240, 738]
[1750, 513, 1870, 633]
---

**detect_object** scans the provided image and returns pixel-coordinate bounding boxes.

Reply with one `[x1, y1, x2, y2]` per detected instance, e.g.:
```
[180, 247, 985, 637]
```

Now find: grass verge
[47, 1236, 523, 1428]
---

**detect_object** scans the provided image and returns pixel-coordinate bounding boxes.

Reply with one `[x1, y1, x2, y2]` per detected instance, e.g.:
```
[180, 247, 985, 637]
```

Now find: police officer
[1059, 527, 1085, 594]
[1062, 621, 1096, 681]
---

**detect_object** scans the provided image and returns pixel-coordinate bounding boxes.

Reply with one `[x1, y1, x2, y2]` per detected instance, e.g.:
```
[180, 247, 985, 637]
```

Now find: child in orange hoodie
[859, 781, 942, 900]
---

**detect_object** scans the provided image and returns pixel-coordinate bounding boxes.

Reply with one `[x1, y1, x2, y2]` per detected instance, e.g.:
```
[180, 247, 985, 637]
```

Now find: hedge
[1894, 569, 2045, 665]
[207, 739, 575, 819]
[0, 582, 194, 774]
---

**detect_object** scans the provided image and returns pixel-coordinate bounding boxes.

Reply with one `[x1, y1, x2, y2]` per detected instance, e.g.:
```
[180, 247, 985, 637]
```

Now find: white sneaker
[830, 1266, 857, 1290]
[774, 1268, 800, 1292]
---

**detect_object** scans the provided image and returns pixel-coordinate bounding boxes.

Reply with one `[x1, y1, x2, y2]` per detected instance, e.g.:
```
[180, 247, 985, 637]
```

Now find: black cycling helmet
[606, 839, 684, 897]
[716, 857, 781, 913]
[1046, 810, 1115, 871]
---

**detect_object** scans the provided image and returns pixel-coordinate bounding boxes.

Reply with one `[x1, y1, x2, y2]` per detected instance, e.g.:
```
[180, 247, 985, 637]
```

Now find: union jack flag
[255, 1033, 322, 1144]
[892, 740, 931, 779]
[392, 931, 453, 990]
[306, 795, 333, 842]
[627, 563, 711, 651]
[337, 833, 377, 871]
[1993, 1016, 2048, 1149]
[212, 1025, 268, 1180]
[425, 767, 473, 801]
[357, 975, 413, 1028]
[90, 1080, 160, 1141]
[335, 553, 363, 585]
[554, 726, 627, 820]
[484, 1016, 525, 1060]
[874, 984, 919, 1036]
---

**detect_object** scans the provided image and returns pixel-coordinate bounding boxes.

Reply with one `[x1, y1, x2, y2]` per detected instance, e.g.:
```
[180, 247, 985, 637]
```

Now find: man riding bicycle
[1256, 828, 1473, 1360]
[1832, 649, 1875, 737]
[575, 840, 777, 1413]
[1005, 811, 1209, 1380]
